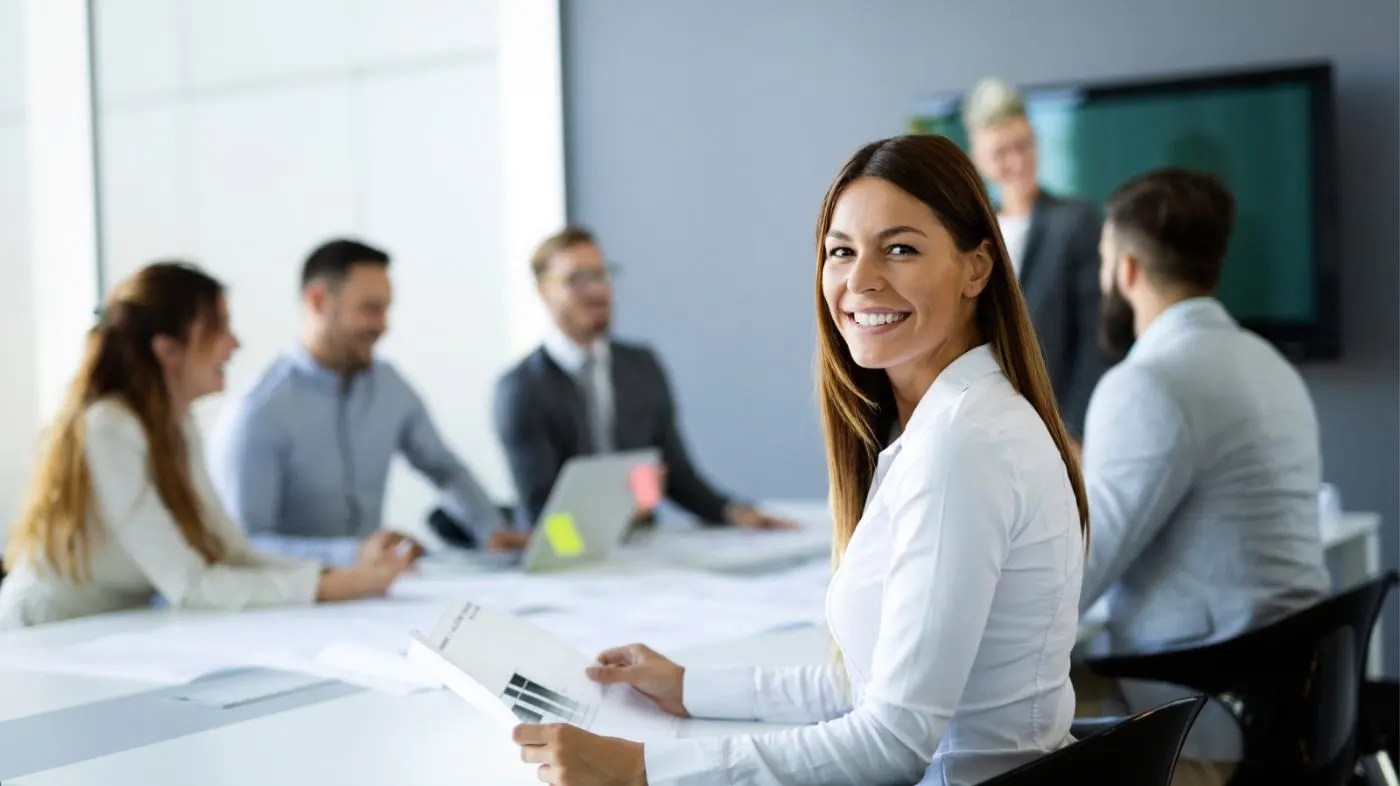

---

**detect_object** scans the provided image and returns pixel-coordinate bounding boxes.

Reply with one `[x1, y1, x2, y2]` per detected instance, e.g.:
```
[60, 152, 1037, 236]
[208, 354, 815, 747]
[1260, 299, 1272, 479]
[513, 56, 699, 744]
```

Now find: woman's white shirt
[643, 345, 1084, 786]
[0, 399, 322, 630]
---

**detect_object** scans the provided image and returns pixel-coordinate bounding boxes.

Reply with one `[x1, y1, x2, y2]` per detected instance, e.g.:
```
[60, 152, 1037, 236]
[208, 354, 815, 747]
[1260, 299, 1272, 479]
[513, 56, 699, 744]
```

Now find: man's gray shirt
[1081, 297, 1329, 760]
[208, 345, 505, 564]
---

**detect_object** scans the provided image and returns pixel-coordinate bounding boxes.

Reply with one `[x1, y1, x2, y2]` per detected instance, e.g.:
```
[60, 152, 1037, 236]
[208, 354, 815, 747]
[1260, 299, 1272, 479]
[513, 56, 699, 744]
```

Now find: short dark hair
[1104, 168, 1236, 292]
[530, 225, 596, 278]
[300, 238, 391, 289]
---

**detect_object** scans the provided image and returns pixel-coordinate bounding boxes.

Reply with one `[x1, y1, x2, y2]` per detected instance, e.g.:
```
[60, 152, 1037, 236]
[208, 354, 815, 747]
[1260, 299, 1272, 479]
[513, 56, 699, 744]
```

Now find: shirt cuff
[682, 666, 757, 720]
[285, 560, 324, 604]
[644, 735, 728, 786]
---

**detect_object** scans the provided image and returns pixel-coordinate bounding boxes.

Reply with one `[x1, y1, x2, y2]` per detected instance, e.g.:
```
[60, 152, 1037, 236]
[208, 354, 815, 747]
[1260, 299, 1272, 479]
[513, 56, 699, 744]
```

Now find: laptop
[518, 448, 661, 573]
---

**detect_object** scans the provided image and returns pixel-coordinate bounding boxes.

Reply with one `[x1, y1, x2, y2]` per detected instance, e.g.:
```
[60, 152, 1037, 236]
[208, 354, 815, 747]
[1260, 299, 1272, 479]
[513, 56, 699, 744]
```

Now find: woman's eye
[826, 247, 854, 259]
[889, 244, 917, 256]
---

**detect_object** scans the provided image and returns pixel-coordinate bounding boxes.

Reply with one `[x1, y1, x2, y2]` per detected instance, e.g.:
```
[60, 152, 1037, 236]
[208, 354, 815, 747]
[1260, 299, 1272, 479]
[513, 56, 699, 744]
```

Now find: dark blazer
[493, 340, 733, 527]
[1017, 191, 1109, 437]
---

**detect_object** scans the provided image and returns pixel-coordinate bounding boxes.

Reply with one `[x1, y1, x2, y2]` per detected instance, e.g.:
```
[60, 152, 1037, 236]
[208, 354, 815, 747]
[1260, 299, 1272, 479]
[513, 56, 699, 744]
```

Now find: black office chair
[1083, 571, 1398, 786]
[1355, 678, 1399, 786]
[978, 695, 1206, 785]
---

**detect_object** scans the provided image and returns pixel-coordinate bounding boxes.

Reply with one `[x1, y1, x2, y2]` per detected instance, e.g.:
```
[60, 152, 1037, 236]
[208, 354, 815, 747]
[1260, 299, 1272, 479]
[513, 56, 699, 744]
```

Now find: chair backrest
[979, 696, 1206, 786]
[1228, 572, 1398, 785]
[1092, 571, 1398, 786]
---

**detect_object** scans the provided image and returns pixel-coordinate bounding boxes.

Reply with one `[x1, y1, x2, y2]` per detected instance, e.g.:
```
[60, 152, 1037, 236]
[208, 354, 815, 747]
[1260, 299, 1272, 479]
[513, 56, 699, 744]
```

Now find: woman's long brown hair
[816, 135, 1089, 563]
[4, 262, 229, 581]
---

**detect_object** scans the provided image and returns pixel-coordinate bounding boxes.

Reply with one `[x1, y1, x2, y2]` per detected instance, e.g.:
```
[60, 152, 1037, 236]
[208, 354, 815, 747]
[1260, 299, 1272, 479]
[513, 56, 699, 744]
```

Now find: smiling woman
[510, 134, 1091, 786]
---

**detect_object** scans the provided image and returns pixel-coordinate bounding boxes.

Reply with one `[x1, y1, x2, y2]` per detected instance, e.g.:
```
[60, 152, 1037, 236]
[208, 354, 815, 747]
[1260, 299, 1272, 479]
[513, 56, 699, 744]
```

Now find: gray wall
[561, 0, 1399, 672]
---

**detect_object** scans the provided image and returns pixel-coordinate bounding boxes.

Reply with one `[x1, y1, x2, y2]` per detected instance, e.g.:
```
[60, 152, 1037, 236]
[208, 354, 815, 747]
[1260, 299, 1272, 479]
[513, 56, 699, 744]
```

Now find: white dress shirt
[0, 399, 322, 630]
[542, 324, 615, 452]
[997, 213, 1032, 279]
[643, 345, 1084, 786]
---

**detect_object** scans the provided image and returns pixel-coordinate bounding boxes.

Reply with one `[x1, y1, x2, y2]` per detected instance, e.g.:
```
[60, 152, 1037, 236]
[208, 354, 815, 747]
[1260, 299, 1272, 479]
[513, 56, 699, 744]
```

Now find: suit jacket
[494, 340, 733, 527]
[1017, 191, 1109, 437]
[1079, 297, 1329, 760]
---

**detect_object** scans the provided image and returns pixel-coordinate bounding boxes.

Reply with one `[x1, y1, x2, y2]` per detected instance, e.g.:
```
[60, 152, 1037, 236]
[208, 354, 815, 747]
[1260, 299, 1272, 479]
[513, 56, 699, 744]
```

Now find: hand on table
[724, 503, 801, 531]
[486, 528, 531, 552]
[514, 723, 645, 786]
[586, 643, 688, 718]
[357, 530, 425, 565]
[316, 550, 413, 602]
[638, 464, 669, 515]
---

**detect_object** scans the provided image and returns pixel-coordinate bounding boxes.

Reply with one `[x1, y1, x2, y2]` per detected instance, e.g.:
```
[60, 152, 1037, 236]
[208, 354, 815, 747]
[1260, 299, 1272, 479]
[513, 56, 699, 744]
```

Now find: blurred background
[1, 0, 1396, 670]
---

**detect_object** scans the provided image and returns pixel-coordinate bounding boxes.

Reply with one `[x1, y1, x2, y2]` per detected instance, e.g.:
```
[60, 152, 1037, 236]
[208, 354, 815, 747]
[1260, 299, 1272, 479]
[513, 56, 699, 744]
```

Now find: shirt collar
[1131, 297, 1236, 358]
[286, 343, 370, 391]
[542, 324, 610, 375]
[885, 343, 1003, 455]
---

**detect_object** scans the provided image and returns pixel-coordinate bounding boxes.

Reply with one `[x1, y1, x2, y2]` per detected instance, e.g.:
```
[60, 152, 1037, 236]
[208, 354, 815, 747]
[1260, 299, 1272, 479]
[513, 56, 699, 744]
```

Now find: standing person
[209, 239, 511, 562]
[508, 134, 1088, 786]
[964, 76, 1108, 437]
[0, 263, 410, 629]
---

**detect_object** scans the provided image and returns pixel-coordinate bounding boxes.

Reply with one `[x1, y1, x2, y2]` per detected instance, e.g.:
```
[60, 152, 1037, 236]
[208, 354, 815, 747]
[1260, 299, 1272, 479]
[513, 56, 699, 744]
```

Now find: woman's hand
[315, 552, 412, 602]
[586, 643, 688, 718]
[514, 723, 645, 786]
[357, 530, 425, 564]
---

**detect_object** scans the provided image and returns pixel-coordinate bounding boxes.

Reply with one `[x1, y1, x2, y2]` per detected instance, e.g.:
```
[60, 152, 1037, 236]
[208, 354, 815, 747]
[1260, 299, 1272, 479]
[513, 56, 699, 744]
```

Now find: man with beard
[209, 239, 508, 563]
[1075, 169, 1328, 786]
[430, 226, 796, 546]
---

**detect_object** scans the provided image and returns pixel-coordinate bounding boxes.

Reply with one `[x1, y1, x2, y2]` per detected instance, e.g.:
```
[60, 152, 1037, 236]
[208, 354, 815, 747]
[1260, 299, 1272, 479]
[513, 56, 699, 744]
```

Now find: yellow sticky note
[543, 512, 586, 557]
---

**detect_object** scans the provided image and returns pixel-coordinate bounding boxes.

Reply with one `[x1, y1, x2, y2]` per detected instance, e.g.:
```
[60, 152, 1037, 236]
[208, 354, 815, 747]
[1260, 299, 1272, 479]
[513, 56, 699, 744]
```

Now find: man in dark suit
[964, 77, 1108, 437]
[430, 226, 796, 549]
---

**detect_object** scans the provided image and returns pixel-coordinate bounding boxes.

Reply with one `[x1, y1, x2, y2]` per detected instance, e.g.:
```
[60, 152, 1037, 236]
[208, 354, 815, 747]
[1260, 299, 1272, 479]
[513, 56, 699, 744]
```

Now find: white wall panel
[0, 123, 37, 528]
[98, 104, 189, 286]
[186, 0, 355, 88]
[0, 0, 25, 119]
[358, 0, 496, 65]
[93, 0, 181, 103]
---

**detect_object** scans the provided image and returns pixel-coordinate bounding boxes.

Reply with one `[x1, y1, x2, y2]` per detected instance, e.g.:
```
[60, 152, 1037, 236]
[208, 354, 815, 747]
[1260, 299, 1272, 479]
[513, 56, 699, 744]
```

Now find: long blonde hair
[815, 135, 1089, 563]
[5, 262, 229, 581]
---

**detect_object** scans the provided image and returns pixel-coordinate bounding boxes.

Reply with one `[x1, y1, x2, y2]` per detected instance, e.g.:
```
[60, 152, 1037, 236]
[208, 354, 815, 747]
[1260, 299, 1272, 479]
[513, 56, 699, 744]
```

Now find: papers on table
[621, 526, 832, 573]
[0, 597, 446, 692]
[0, 555, 833, 694]
[408, 600, 679, 741]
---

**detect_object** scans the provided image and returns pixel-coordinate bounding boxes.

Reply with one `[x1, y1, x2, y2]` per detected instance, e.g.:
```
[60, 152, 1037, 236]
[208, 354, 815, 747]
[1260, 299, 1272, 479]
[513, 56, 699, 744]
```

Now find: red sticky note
[629, 463, 663, 511]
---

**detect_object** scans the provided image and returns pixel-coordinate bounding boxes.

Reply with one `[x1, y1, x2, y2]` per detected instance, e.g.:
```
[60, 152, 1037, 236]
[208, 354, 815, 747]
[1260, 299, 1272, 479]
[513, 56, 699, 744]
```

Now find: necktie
[578, 351, 612, 454]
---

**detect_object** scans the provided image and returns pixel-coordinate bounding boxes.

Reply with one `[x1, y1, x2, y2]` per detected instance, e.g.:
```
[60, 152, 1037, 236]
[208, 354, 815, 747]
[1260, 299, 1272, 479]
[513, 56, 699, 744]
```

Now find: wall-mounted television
[911, 62, 1340, 360]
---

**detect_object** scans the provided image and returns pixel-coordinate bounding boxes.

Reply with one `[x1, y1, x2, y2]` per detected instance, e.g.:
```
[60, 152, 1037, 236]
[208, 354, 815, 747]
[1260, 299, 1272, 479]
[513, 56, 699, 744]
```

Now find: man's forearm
[443, 470, 510, 543]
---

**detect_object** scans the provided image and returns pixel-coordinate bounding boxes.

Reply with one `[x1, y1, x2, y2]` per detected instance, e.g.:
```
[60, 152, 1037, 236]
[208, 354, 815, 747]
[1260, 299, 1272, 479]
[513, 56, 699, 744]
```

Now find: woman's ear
[151, 334, 184, 369]
[963, 240, 995, 298]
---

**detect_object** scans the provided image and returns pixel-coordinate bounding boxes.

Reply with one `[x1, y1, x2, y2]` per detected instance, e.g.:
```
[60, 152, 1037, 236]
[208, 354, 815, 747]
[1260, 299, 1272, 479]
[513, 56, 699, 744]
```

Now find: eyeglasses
[540, 265, 620, 289]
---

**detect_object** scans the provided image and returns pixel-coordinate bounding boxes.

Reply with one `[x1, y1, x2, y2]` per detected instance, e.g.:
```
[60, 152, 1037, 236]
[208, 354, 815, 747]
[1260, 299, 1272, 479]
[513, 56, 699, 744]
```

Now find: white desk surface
[0, 504, 1384, 785]
[9, 625, 826, 786]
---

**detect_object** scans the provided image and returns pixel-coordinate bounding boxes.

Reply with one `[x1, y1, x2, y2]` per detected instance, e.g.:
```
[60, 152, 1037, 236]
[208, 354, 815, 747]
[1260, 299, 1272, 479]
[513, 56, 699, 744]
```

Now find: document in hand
[408, 600, 680, 742]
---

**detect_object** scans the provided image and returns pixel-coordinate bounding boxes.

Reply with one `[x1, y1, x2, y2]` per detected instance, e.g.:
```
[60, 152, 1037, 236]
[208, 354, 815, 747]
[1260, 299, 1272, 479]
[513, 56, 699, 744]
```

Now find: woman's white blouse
[0, 399, 322, 630]
[643, 345, 1084, 786]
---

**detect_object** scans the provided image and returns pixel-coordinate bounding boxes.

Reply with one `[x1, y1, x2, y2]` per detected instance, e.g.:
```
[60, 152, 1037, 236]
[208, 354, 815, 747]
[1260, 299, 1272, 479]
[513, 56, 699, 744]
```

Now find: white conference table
[0, 503, 1384, 785]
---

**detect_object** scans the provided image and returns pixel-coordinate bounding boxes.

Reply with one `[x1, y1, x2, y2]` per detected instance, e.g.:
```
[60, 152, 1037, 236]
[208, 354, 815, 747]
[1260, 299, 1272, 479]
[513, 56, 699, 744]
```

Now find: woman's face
[157, 296, 241, 402]
[821, 176, 991, 382]
[970, 116, 1038, 206]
